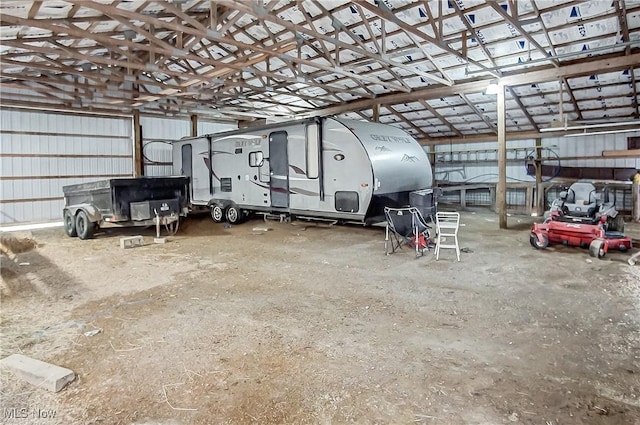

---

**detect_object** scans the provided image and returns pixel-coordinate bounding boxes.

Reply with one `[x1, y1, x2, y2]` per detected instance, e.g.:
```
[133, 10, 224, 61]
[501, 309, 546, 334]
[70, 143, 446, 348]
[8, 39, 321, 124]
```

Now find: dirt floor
[1, 210, 639, 425]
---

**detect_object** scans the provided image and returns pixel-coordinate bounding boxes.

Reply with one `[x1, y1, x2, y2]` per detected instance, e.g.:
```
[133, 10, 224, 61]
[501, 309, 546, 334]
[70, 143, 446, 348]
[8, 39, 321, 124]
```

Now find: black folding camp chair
[384, 206, 433, 257]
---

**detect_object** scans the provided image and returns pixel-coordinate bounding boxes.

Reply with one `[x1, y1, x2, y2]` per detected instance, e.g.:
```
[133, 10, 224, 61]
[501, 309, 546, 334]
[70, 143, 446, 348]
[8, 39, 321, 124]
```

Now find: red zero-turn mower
[530, 181, 632, 258]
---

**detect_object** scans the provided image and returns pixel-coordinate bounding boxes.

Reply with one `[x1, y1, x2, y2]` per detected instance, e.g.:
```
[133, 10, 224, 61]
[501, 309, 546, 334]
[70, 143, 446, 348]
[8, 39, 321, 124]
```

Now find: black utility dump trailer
[62, 177, 190, 240]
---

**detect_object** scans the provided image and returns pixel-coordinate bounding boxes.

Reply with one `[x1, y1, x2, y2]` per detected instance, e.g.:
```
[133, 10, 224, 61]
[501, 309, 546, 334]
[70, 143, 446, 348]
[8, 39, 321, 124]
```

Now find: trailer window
[306, 124, 320, 179]
[249, 151, 264, 167]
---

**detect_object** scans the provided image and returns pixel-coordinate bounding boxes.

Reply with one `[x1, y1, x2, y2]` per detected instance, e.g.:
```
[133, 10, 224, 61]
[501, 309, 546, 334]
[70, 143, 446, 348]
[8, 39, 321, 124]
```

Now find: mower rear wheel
[589, 239, 606, 258]
[607, 215, 625, 233]
[529, 232, 549, 249]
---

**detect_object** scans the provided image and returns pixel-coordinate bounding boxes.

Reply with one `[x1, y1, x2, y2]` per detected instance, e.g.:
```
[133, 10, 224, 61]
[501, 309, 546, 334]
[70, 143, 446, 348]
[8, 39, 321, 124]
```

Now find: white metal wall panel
[435, 132, 640, 185]
[1, 109, 132, 225]
[198, 120, 237, 135]
[140, 116, 189, 176]
[435, 139, 537, 184]
[140, 117, 236, 176]
[542, 131, 640, 169]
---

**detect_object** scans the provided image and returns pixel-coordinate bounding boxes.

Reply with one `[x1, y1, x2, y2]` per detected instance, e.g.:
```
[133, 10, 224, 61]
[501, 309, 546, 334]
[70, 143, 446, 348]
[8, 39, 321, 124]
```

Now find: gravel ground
[1, 210, 639, 425]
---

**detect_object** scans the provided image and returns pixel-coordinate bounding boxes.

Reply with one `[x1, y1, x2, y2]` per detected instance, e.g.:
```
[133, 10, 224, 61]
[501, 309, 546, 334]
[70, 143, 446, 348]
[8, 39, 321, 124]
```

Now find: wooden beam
[602, 149, 640, 158]
[190, 114, 198, 137]
[460, 93, 497, 134]
[133, 109, 143, 177]
[535, 138, 544, 215]
[302, 53, 640, 119]
[497, 84, 507, 229]
[372, 104, 380, 122]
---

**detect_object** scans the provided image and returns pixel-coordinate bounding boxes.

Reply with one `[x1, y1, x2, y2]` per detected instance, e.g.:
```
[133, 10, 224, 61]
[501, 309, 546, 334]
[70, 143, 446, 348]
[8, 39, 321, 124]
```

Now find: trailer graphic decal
[249, 180, 318, 196]
[250, 180, 291, 194]
[289, 164, 305, 175]
[201, 151, 233, 182]
[401, 154, 419, 163]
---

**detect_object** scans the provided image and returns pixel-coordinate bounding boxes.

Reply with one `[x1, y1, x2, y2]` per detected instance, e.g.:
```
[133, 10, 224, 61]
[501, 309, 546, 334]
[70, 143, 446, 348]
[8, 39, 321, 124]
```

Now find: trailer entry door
[181, 144, 193, 198]
[269, 131, 289, 208]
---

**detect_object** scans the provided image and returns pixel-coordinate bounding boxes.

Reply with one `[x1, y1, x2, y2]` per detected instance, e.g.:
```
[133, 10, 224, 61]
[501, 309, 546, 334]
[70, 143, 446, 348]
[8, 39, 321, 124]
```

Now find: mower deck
[530, 216, 631, 258]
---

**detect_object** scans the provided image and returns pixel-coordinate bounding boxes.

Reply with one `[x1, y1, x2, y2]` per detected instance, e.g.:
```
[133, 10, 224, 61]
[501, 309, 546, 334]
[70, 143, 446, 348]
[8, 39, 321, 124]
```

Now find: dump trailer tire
[211, 204, 225, 223]
[75, 210, 95, 240]
[63, 210, 77, 237]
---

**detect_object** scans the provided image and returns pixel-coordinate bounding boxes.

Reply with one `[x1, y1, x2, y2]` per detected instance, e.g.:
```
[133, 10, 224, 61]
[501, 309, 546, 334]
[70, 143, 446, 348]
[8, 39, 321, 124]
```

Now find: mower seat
[563, 182, 597, 218]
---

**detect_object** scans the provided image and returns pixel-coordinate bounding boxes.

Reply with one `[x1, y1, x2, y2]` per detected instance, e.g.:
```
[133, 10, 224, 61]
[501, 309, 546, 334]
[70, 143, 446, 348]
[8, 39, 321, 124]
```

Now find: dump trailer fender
[63, 204, 102, 223]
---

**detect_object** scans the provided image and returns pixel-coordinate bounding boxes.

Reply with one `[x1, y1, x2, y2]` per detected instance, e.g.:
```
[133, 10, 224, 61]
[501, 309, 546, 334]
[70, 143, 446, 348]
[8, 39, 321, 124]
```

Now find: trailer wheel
[226, 204, 244, 224]
[589, 239, 606, 258]
[76, 210, 95, 240]
[63, 210, 77, 237]
[210, 204, 225, 223]
[529, 232, 549, 249]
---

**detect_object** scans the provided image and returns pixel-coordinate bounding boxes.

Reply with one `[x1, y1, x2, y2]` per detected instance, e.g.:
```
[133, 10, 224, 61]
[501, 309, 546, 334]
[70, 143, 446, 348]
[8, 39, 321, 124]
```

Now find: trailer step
[261, 212, 291, 223]
[120, 235, 144, 249]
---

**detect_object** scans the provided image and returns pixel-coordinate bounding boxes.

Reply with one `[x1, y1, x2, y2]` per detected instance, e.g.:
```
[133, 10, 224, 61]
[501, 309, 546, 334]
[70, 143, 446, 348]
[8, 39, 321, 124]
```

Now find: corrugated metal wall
[434, 131, 640, 185]
[1, 109, 132, 225]
[140, 117, 236, 176]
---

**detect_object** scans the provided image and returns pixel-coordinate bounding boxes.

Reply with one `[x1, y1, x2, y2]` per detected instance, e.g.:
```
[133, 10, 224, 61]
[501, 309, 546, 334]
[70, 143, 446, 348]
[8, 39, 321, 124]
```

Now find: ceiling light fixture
[485, 79, 499, 95]
[564, 128, 640, 137]
[539, 120, 639, 132]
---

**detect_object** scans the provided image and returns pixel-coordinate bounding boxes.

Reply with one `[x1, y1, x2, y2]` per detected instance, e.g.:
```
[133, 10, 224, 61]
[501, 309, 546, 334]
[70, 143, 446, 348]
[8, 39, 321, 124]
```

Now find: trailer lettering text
[370, 134, 412, 144]
[235, 139, 262, 147]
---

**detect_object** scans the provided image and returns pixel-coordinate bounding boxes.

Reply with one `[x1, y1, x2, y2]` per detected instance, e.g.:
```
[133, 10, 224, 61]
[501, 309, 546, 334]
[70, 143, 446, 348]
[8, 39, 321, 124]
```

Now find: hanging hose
[524, 147, 561, 182]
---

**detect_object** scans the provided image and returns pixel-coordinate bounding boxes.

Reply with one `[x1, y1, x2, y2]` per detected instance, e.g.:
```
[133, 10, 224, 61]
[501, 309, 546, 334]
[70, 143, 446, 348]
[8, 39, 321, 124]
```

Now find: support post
[190, 114, 198, 137]
[427, 148, 436, 186]
[535, 137, 544, 216]
[372, 104, 380, 122]
[497, 83, 507, 229]
[133, 109, 143, 177]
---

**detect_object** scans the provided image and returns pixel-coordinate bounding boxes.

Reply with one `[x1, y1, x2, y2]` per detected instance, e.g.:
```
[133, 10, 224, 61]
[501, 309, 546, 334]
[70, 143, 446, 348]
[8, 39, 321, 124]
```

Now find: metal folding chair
[435, 211, 461, 261]
[384, 207, 432, 257]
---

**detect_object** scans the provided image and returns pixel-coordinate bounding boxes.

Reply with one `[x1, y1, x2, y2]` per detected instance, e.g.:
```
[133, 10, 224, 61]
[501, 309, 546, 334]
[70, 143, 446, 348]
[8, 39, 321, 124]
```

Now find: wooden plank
[0, 130, 130, 139]
[0, 174, 131, 181]
[0, 196, 64, 204]
[602, 149, 640, 158]
[0, 154, 130, 159]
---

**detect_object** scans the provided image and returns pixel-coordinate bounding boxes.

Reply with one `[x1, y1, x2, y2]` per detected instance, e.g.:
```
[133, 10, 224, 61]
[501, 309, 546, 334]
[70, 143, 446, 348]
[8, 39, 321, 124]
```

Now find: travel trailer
[172, 117, 434, 224]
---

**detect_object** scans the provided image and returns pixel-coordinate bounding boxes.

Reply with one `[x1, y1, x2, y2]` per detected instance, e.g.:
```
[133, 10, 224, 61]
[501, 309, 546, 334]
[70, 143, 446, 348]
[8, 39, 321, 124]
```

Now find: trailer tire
[210, 204, 225, 223]
[226, 204, 245, 224]
[529, 232, 549, 249]
[76, 210, 95, 240]
[63, 210, 77, 237]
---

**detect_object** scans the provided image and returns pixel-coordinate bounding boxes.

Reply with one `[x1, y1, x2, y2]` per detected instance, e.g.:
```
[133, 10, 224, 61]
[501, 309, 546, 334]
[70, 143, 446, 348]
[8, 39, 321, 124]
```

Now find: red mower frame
[530, 211, 631, 258]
